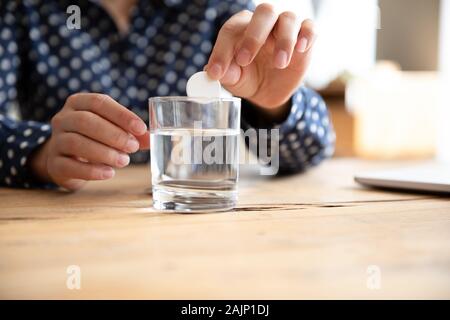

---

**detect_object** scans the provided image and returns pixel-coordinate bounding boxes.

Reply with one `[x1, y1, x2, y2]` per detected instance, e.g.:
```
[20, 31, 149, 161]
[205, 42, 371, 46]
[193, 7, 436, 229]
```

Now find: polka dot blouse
[0, 0, 335, 189]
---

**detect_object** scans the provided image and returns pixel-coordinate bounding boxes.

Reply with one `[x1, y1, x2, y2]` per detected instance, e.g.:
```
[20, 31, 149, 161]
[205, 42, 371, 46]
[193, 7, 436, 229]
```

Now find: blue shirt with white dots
[0, 0, 335, 188]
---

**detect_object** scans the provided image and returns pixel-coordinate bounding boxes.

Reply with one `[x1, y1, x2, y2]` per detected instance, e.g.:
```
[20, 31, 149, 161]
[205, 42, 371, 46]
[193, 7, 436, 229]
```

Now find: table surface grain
[0, 159, 449, 299]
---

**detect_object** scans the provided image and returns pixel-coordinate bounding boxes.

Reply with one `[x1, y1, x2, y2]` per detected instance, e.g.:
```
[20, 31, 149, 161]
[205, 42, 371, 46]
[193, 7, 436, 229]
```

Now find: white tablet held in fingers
[186, 71, 222, 98]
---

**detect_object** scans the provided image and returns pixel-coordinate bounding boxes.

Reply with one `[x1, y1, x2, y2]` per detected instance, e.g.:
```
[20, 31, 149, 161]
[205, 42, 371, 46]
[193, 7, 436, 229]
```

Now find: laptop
[355, 163, 450, 194]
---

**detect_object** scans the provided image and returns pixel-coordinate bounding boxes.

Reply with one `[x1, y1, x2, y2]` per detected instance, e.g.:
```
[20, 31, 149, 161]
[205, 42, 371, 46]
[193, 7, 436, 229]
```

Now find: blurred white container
[346, 62, 440, 159]
[438, 0, 450, 163]
[436, 75, 450, 163]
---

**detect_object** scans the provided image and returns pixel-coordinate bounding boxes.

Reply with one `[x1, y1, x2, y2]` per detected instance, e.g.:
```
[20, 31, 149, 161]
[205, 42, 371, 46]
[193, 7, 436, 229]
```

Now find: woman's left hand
[206, 3, 316, 117]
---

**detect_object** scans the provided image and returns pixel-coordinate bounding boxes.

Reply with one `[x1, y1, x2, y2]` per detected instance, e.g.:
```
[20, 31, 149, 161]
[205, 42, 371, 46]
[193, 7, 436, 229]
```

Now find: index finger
[235, 3, 279, 67]
[67, 93, 147, 136]
[206, 10, 252, 80]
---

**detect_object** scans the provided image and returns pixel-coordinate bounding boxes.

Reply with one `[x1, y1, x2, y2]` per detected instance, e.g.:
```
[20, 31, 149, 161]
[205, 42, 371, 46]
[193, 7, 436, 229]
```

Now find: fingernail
[236, 48, 252, 66]
[274, 50, 289, 69]
[117, 153, 130, 167]
[296, 37, 308, 53]
[207, 63, 222, 80]
[101, 167, 115, 179]
[130, 119, 147, 135]
[125, 136, 140, 153]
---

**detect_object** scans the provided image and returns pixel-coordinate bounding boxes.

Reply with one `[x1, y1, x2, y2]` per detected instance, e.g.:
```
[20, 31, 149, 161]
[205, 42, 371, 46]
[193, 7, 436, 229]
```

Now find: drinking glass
[149, 97, 241, 212]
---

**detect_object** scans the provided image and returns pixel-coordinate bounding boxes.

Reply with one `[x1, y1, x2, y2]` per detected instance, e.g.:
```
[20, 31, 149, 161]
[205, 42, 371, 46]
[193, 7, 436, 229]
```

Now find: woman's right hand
[29, 93, 150, 191]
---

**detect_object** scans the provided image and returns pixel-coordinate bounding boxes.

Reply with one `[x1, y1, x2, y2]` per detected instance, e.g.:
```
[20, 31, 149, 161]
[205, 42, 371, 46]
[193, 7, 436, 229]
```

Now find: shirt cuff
[0, 117, 56, 189]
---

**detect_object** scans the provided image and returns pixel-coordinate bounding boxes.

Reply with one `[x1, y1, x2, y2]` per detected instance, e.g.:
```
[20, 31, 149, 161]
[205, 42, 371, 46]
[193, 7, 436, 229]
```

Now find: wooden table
[1, 159, 449, 299]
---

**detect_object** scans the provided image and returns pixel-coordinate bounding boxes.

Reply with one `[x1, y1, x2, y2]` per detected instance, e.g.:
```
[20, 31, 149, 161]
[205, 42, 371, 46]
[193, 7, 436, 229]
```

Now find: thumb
[220, 60, 259, 99]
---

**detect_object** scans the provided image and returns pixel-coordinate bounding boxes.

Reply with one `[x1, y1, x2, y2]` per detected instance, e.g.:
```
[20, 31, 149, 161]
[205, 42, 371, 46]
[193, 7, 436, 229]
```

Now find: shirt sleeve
[0, 1, 53, 188]
[241, 87, 336, 175]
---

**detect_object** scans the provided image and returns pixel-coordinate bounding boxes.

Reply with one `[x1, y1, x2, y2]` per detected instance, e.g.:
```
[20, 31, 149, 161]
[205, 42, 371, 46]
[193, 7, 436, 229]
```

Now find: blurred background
[255, 0, 450, 162]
